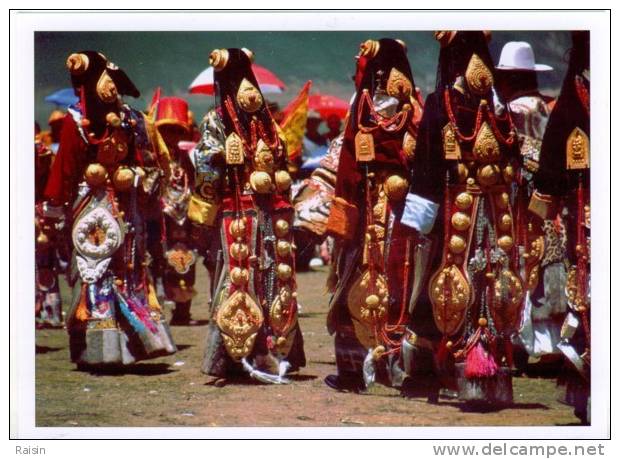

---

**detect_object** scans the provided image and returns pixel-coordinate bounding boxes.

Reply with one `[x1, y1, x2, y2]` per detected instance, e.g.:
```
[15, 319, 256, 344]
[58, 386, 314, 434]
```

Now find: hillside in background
[35, 30, 572, 126]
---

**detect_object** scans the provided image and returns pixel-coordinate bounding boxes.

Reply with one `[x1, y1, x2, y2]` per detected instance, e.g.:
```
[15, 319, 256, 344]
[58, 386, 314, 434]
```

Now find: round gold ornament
[502, 164, 514, 183]
[229, 218, 246, 239]
[276, 240, 292, 258]
[84, 163, 108, 187]
[274, 219, 289, 238]
[230, 242, 249, 261]
[497, 235, 514, 252]
[477, 164, 500, 187]
[230, 267, 249, 286]
[276, 263, 293, 281]
[249, 171, 272, 194]
[449, 235, 467, 254]
[451, 212, 471, 231]
[275, 170, 292, 192]
[499, 213, 512, 232]
[112, 167, 134, 191]
[384, 175, 409, 202]
[455, 192, 473, 210]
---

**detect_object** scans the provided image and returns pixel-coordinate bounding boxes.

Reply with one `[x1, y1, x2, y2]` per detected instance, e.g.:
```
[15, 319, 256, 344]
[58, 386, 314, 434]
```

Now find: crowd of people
[33, 31, 591, 423]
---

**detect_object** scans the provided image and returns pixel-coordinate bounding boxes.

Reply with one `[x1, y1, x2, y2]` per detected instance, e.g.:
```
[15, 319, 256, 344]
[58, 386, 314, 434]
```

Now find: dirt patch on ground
[35, 264, 578, 427]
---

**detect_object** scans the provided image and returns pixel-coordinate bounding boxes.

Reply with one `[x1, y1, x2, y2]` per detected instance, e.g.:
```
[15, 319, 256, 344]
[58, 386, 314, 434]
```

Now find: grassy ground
[35, 263, 579, 427]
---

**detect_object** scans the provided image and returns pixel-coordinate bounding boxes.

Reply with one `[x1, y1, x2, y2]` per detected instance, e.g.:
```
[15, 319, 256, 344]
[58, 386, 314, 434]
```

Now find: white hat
[496, 41, 553, 72]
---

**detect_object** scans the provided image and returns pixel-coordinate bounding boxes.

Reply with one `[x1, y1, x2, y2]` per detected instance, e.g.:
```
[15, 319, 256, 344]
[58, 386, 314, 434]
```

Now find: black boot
[170, 301, 194, 325]
[324, 373, 366, 393]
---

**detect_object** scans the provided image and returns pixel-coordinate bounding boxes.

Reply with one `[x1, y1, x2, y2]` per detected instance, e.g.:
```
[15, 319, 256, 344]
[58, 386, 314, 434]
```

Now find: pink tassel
[126, 296, 158, 334]
[464, 342, 499, 378]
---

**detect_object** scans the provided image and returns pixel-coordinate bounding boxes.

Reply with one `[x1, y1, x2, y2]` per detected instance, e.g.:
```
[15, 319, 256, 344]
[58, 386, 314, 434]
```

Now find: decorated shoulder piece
[188, 109, 225, 226]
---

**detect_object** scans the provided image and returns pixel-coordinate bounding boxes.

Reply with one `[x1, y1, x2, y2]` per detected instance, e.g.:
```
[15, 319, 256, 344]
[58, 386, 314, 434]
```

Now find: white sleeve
[400, 192, 440, 235]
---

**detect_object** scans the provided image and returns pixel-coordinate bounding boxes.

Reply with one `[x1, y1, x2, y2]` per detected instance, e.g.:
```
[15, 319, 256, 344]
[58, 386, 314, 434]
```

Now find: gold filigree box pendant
[442, 124, 461, 160]
[225, 132, 245, 165]
[566, 127, 590, 170]
[465, 53, 494, 96]
[355, 131, 375, 162]
[473, 122, 500, 163]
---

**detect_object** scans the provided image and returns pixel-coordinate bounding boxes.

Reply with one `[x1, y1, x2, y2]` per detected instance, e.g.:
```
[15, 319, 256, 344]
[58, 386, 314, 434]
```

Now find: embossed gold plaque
[355, 131, 375, 162]
[566, 127, 590, 170]
[442, 124, 462, 160]
[225, 132, 245, 165]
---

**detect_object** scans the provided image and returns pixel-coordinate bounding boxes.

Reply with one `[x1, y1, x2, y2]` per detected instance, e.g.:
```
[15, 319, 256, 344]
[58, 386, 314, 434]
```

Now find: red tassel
[464, 342, 498, 378]
[436, 336, 450, 364]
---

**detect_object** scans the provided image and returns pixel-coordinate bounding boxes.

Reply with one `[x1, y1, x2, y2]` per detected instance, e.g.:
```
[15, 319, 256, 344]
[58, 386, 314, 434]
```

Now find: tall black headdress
[535, 31, 590, 196]
[211, 47, 277, 141]
[66, 50, 139, 134]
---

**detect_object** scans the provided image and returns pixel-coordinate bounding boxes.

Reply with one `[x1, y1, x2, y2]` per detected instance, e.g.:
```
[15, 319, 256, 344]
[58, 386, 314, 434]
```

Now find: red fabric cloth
[333, 121, 412, 205]
[43, 115, 88, 205]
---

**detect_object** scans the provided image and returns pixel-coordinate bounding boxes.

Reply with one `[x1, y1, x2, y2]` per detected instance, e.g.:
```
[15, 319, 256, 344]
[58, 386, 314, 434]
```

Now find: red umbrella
[308, 93, 350, 120]
[189, 64, 286, 96]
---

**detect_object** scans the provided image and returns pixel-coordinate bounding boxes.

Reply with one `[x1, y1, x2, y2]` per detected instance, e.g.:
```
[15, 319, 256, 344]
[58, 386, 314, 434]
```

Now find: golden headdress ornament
[66, 53, 89, 75]
[209, 49, 229, 71]
[359, 40, 380, 58]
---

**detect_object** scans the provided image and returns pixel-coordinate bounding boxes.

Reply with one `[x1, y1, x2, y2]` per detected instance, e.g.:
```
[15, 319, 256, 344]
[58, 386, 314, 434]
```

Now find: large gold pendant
[355, 131, 375, 162]
[225, 132, 245, 165]
[269, 285, 297, 338]
[492, 268, 524, 333]
[473, 122, 500, 163]
[566, 127, 590, 170]
[346, 270, 389, 348]
[216, 290, 264, 361]
[428, 264, 471, 336]
[465, 53, 494, 96]
[386, 67, 413, 100]
[254, 139, 275, 172]
[442, 124, 461, 160]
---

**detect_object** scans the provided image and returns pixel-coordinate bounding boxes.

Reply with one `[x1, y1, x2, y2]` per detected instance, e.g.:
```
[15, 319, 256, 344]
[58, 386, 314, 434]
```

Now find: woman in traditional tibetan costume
[151, 96, 199, 325]
[529, 32, 590, 423]
[494, 41, 566, 370]
[402, 31, 523, 408]
[323, 38, 423, 393]
[190, 48, 305, 384]
[43, 51, 176, 368]
[35, 136, 64, 328]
